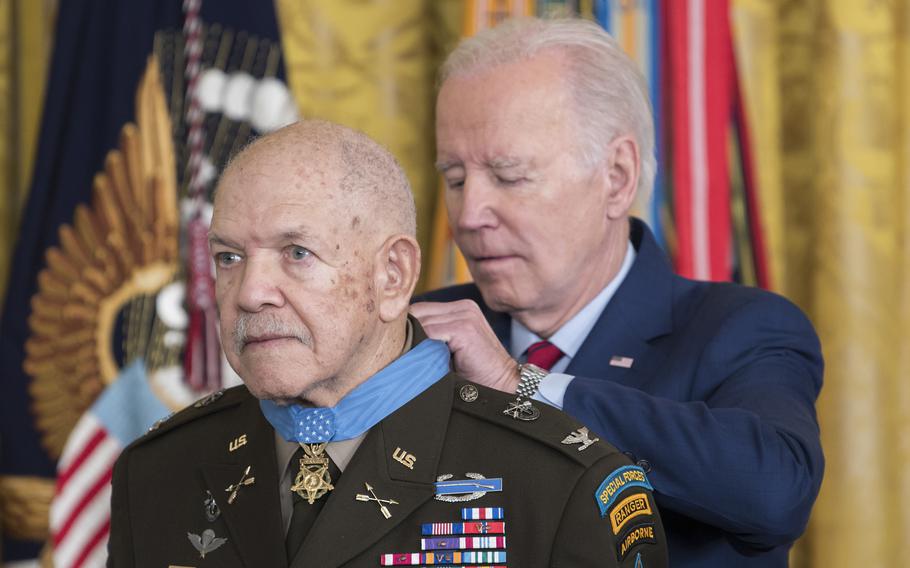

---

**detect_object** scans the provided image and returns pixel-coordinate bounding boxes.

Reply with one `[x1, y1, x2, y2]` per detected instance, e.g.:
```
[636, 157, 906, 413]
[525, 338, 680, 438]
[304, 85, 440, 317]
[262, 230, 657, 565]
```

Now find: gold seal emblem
[24, 56, 179, 458]
[290, 443, 334, 504]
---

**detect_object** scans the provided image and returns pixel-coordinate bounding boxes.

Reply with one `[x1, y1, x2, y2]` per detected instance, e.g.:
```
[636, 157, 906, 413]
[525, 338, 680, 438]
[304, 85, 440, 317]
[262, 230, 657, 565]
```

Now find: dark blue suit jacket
[419, 218, 824, 567]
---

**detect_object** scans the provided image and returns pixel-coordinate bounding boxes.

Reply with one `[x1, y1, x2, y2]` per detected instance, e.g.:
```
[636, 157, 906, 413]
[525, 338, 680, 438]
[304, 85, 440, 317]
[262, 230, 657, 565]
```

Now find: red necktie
[525, 340, 564, 371]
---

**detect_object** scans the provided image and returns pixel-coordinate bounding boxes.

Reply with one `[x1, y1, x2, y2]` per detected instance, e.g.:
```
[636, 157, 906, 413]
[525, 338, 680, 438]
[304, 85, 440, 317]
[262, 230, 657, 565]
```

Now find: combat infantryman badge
[291, 442, 334, 504]
[434, 473, 503, 502]
[187, 529, 227, 558]
[561, 427, 600, 451]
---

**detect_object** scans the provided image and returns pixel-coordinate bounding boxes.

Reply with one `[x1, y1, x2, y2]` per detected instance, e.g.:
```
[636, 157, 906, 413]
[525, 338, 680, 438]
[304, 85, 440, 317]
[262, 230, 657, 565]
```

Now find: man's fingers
[412, 304, 493, 350]
[410, 299, 482, 319]
[417, 316, 478, 352]
[410, 299, 518, 390]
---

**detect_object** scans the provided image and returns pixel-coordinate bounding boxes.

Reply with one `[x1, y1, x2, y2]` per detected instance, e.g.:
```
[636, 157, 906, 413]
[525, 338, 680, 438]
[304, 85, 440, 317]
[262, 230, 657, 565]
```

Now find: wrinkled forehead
[216, 141, 347, 207]
[211, 152, 383, 258]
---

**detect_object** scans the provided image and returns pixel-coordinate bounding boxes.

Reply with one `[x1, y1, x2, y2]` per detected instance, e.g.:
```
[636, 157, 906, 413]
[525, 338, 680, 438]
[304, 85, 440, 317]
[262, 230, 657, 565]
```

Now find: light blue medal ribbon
[260, 339, 451, 443]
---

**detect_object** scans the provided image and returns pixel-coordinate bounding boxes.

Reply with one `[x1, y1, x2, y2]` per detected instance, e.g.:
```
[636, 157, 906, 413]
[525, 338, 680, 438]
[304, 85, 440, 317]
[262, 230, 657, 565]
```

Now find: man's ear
[375, 234, 421, 323]
[603, 135, 640, 220]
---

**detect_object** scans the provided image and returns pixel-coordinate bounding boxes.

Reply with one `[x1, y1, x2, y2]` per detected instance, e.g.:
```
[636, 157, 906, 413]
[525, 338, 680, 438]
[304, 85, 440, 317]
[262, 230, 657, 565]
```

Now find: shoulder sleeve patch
[594, 465, 653, 517]
[608, 492, 653, 535]
[617, 522, 657, 561]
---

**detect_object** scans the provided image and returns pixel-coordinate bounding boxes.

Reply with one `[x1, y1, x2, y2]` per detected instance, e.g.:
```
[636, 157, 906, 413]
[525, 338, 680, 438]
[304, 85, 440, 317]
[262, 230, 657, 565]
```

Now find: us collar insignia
[392, 447, 416, 470]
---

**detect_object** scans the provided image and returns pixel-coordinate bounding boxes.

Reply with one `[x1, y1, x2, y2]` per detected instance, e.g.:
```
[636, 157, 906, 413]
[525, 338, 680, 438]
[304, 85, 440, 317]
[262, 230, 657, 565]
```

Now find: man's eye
[288, 246, 312, 261]
[445, 178, 465, 190]
[215, 252, 241, 267]
[496, 176, 523, 186]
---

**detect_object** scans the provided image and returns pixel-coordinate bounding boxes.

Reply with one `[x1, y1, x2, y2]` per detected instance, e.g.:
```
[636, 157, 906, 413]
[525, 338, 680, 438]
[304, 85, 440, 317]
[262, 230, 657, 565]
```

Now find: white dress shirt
[510, 241, 636, 409]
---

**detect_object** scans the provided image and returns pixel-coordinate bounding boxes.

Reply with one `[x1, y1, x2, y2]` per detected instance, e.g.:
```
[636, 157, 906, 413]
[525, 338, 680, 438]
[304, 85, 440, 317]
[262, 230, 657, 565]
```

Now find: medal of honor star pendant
[290, 442, 334, 504]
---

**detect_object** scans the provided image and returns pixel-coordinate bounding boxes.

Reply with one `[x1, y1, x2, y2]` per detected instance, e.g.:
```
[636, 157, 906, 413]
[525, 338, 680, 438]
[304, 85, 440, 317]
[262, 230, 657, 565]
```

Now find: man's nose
[235, 258, 285, 312]
[450, 176, 498, 231]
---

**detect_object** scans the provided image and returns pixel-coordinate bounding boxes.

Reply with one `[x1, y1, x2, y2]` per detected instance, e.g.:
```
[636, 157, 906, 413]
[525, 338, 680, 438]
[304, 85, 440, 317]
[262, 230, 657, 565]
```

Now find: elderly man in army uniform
[107, 120, 668, 567]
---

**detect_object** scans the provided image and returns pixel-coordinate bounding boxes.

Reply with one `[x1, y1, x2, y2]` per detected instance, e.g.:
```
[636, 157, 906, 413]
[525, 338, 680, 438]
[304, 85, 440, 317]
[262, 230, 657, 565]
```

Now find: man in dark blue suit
[412, 17, 824, 567]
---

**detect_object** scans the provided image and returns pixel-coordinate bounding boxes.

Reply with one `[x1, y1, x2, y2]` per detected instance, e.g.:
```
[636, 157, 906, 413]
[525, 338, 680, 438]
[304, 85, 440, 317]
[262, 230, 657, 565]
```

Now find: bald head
[220, 120, 417, 240]
[210, 120, 422, 407]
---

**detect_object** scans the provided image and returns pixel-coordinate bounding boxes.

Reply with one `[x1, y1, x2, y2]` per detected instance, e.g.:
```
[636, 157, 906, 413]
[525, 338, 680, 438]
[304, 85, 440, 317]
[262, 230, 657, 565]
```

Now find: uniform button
[636, 459, 652, 473]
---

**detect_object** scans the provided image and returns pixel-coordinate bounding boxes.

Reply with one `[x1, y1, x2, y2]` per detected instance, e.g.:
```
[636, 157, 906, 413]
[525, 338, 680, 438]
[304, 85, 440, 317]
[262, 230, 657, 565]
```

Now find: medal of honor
[290, 442, 334, 504]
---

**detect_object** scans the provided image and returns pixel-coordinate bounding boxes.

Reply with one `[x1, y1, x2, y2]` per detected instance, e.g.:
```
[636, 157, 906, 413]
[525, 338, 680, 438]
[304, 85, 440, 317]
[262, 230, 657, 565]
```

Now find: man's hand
[410, 300, 519, 394]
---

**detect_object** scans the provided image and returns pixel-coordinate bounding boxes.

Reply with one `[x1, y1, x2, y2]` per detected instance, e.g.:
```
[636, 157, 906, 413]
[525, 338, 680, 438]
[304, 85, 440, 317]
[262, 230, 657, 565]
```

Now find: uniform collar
[260, 319, 450, 443]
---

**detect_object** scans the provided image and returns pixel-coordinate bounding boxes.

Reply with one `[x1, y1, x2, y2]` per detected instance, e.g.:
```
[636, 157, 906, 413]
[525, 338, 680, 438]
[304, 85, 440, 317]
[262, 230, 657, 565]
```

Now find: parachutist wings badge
[188, 529, 228, 558]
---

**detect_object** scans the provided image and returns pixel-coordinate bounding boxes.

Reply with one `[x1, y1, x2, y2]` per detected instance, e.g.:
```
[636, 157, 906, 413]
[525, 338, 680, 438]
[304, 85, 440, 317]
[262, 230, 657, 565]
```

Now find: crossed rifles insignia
[291, 443, 334, 504]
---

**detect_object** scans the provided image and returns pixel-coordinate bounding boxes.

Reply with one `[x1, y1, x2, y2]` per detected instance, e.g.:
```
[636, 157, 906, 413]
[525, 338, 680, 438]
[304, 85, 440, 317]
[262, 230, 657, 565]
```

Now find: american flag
[610, 356, 635, 369]
[50, 361, 169, 567]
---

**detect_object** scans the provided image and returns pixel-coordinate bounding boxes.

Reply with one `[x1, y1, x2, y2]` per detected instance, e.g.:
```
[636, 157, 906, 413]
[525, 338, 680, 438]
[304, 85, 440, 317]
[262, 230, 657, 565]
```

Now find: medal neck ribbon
[260, 339, 450, 443]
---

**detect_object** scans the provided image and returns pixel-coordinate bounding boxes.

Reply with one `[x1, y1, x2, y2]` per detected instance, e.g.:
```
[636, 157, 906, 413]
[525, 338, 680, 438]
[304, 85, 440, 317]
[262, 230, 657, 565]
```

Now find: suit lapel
[199, 394, 286, 568]
[290, 374, 454, 568]
[567, 219, 675, 383]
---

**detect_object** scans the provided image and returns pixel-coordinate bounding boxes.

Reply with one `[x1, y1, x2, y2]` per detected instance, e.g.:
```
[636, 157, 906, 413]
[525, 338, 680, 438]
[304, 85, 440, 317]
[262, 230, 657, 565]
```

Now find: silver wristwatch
[515, 363, 548, 399]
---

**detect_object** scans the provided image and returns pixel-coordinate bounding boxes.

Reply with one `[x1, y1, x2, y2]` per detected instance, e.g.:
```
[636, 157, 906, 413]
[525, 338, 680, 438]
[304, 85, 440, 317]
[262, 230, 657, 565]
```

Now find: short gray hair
[439, 17, 656, 198]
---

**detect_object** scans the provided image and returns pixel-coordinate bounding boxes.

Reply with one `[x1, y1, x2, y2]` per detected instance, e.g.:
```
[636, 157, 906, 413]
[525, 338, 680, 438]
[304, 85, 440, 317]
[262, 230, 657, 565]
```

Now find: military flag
[595, 0, 768, 285]
[591, 0, 668, 248]
[0, 0, 287, 563]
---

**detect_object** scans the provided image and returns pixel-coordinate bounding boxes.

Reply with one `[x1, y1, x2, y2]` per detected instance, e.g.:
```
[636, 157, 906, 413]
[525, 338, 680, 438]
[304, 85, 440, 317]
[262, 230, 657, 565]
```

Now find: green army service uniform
[109, 373, 668, 567]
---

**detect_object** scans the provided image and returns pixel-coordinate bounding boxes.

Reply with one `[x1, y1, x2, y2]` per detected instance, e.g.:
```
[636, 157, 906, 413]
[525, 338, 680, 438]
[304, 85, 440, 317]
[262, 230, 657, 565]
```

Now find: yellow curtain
[734, 1, 910, 565]
[274, 0, 462, 292]
[0, 0, 53, 312]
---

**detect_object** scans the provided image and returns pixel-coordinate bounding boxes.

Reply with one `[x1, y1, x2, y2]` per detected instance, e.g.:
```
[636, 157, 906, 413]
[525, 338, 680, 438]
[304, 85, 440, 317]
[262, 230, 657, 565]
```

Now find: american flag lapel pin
[609, 355, 634, 368]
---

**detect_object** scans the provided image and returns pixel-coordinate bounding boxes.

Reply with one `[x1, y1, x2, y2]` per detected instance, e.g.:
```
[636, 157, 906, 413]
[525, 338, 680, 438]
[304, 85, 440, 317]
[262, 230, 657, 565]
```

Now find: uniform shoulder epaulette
[128, 385, 249, 449]
[451, 379, 619, 467]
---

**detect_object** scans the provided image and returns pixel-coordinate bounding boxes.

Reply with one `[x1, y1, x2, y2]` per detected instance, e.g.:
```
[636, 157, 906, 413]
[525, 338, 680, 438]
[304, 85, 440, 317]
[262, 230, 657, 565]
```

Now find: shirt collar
[511, 240, 636, 359]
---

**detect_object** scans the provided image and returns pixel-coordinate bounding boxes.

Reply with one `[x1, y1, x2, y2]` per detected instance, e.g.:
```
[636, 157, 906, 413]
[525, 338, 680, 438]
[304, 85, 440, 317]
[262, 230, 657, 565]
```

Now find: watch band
[515, 363, 548, 399]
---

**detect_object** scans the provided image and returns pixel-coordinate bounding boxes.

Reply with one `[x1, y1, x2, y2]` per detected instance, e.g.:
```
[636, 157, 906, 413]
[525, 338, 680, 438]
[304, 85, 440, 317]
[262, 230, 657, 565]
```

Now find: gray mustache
[233, 312, 313, 353]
